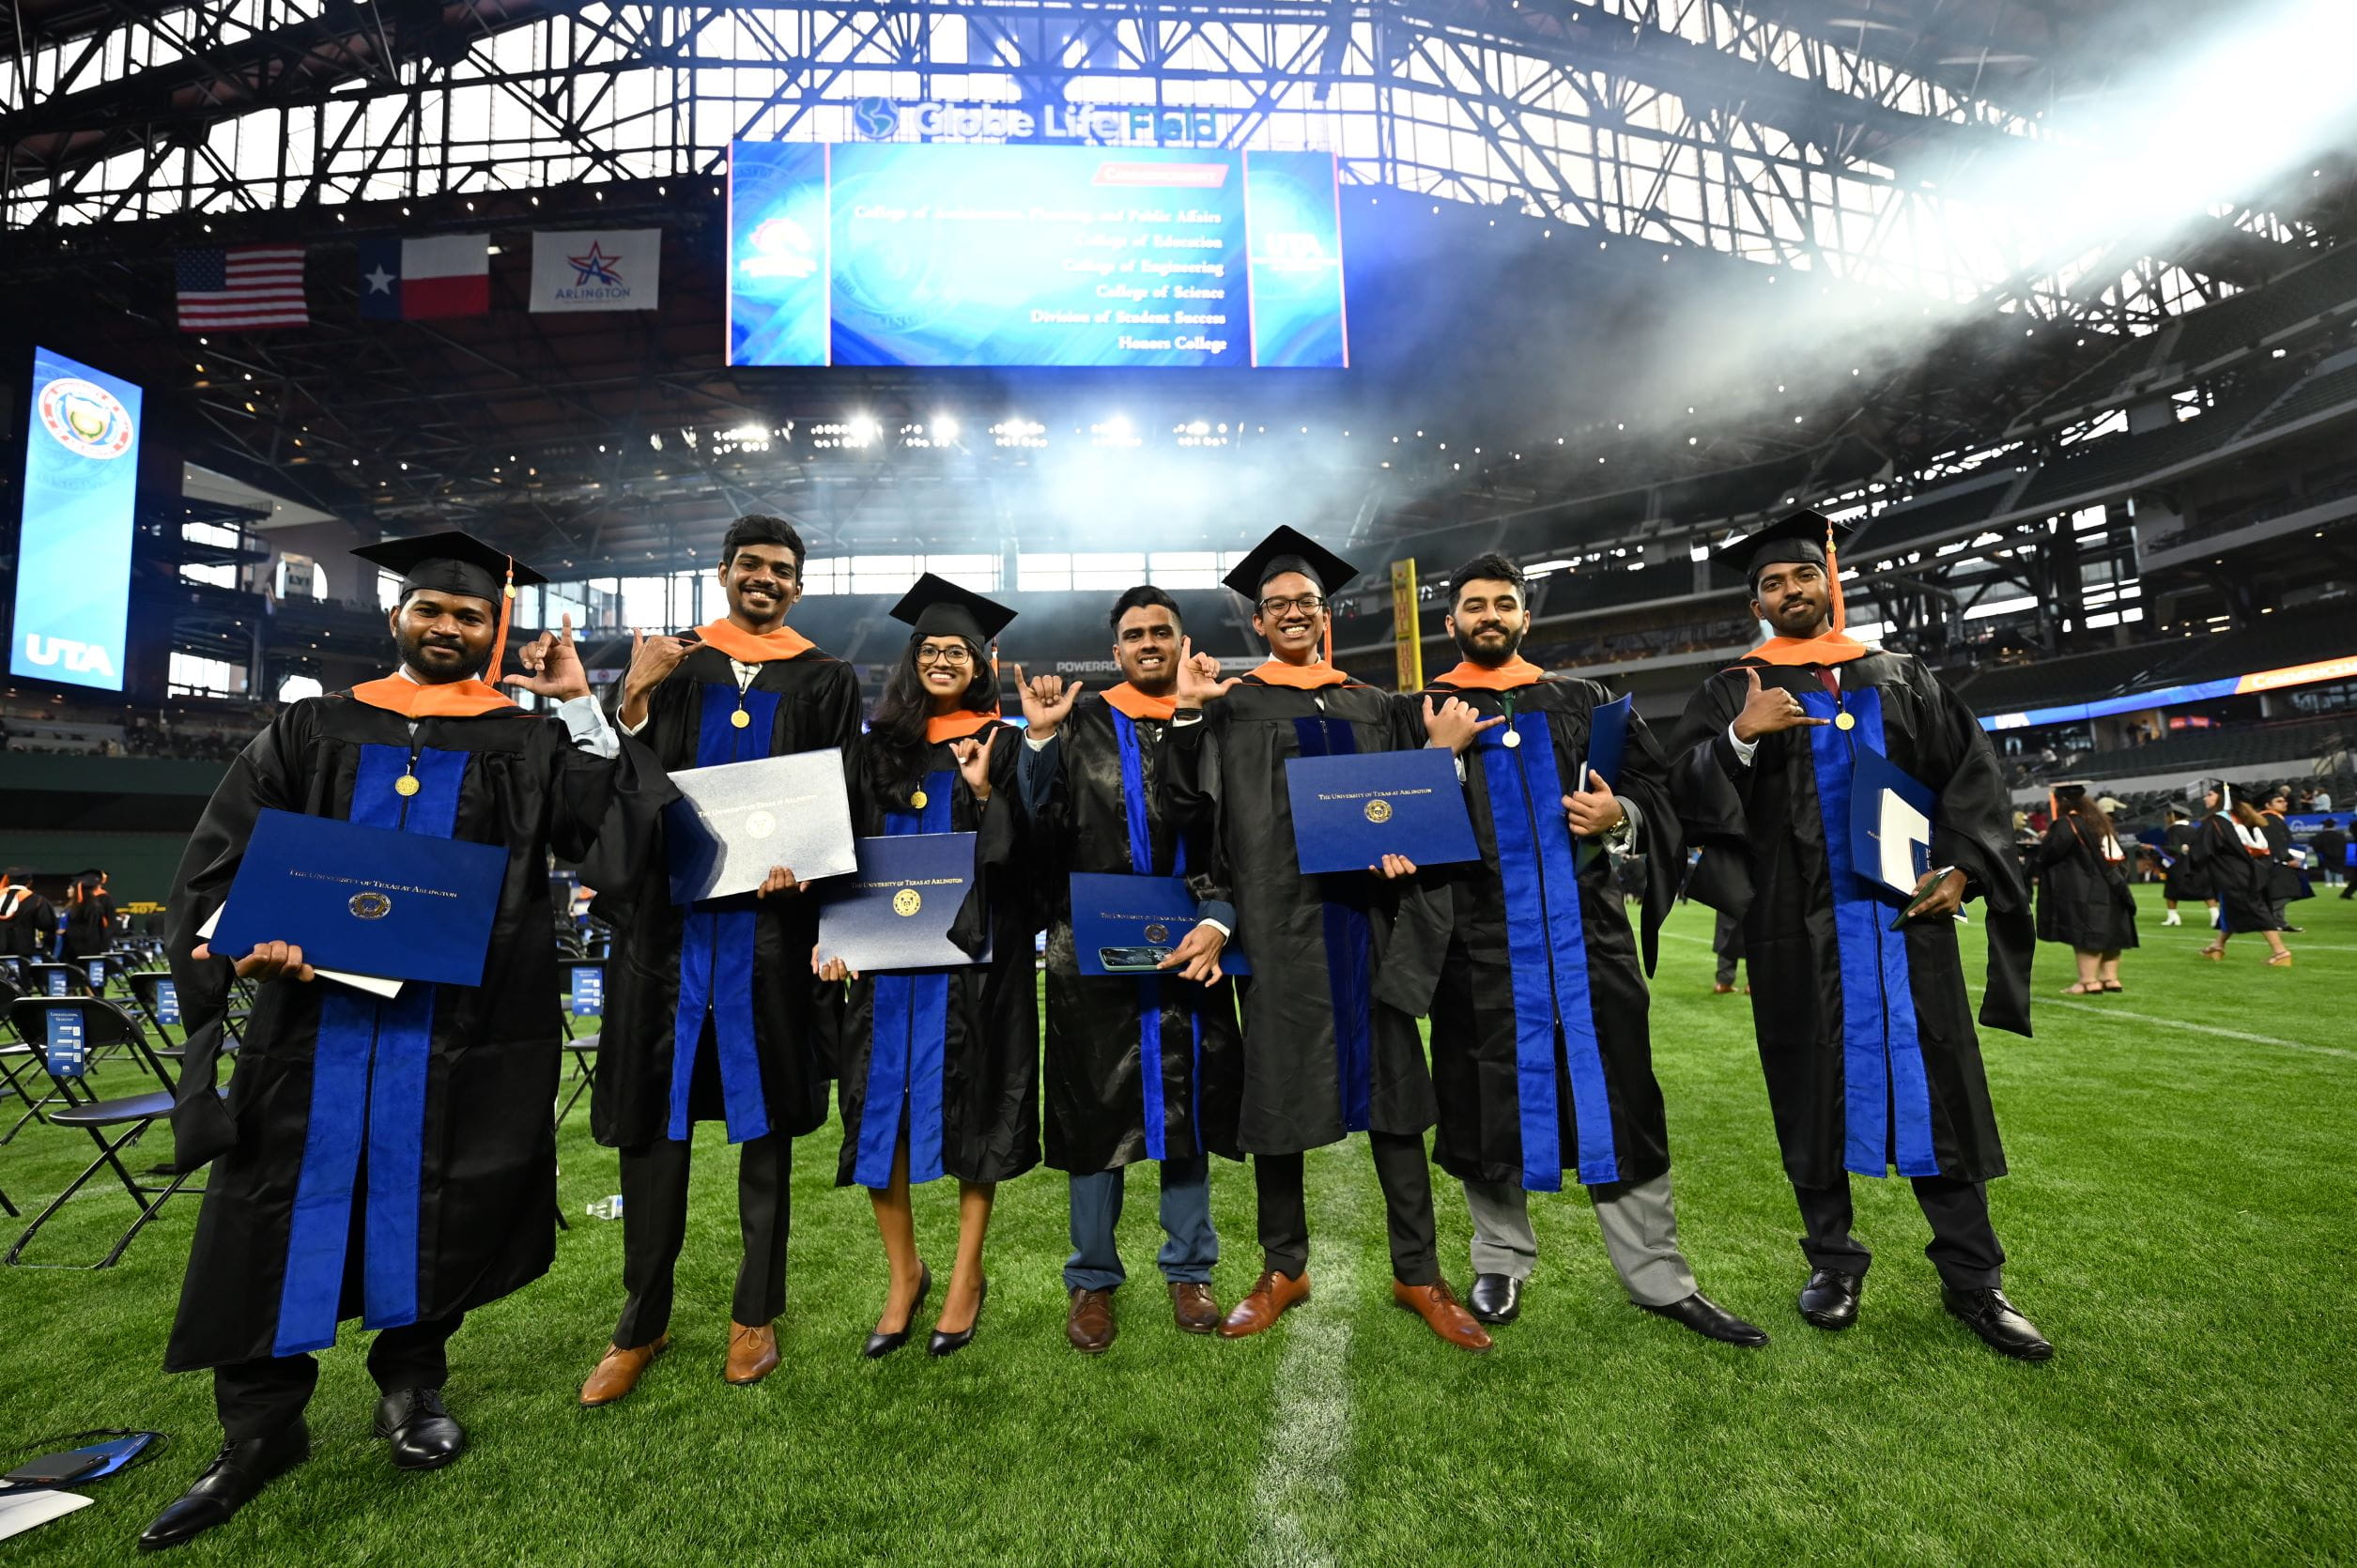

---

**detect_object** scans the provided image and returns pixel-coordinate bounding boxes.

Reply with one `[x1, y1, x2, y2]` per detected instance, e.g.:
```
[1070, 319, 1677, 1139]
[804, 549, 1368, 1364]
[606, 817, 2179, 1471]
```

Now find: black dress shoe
[1942, 1287, 2055, 1361]
[1466, 1273, 1523, 1326]
[375, 1387, 465, 1470]
[138, 1422, 310, 1551]
[1641, 1291, 1769, 1347]
[1798, 1268, 1863, 1330]
[862, 1263, 932, 1360]
[927, 1277, 989, 1358]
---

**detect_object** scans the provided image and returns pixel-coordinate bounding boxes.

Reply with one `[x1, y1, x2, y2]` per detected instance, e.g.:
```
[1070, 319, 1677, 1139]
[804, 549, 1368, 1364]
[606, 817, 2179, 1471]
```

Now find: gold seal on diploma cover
[1143, 923, 1170, 945]
[1834, 711, 1856, 730]
[348, 892, 393, 920]
[394, 774, 421, 797]
[1363, 798, 1394, 824]
[909, 790, 928, 810]
[731, 708, 751, 730]
[891, 887, 922, 918]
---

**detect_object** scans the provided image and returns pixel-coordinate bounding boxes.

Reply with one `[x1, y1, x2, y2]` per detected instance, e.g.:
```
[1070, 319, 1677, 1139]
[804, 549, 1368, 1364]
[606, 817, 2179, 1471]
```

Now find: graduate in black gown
[1013, 586, 1244, 1353]
[2259, 789, 2312, 930]
[817, 576, 1038, 1359]
[578, 515, 863, 1407]
[143, 532, 662, 1550]
[2191, 781, 2294, 966]
[2159, 806, 2216, 928]
[1416, 553, 1766, 1346]
[1162, 528, 1490, 1352]
[1668, 511, 2052, 1361]
[2034, 782, 2137, 994]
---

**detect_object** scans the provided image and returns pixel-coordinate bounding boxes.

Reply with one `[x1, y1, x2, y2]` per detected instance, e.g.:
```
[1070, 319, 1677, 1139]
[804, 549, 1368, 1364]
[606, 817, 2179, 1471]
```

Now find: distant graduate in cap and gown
[1010, 584, 1245, 1352]
[1414, 552, 1768, 1345]
[1666, 511, 2054, 1360]
[2187, 778, 2295, 965]
[1160, 527, 1490, 1352]
[144, 531, 666, 1550]
[819, 574, 1039, 1359]
[577, 515, 863, 1407]
[2033, 781, 2138, 994]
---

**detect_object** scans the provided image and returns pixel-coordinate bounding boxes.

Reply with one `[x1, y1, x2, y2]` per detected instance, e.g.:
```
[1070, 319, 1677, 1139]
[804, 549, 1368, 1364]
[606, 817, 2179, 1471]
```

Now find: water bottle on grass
[586, 1194, 624, 1221]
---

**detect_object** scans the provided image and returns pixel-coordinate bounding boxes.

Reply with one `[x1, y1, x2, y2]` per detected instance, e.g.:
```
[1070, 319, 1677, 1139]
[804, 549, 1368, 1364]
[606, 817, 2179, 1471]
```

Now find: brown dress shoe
[579, 1334, 670, 1407]
[1218, 1268, 1310, 1338]
[724, 1321, 780, 1385]
[1066, 1287, 1117, 1354]
[1393, 1279, 1493, 1353]
[1169, 1281, 1221, 1335]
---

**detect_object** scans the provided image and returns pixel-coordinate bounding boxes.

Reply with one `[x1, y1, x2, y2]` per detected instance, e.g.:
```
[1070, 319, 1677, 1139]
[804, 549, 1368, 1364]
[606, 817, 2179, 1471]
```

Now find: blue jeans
[1065, 1156, 1217, 1291]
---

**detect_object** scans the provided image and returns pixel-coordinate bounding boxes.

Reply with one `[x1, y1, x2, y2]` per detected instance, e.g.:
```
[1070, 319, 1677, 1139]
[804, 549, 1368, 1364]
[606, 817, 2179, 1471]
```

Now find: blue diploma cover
[665, 747, 858, 905]
[815, 834, 985, 972]
[1284, 748, 1481, 875]
[1070, 873, 1250, 977]
[211, 808, 508, 987]
[1580, 693, 1632, 792]
[1850, 746, 1937, 900]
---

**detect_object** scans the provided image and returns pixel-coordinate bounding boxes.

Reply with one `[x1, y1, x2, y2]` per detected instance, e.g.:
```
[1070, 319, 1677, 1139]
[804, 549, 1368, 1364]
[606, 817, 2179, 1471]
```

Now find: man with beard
[1163, 528, 1489, 1352]
[578, 515, 862, 1406]
[1012, 585, 1243, 1353]
[1417, 553, 1765, 1345]
[1668, 511, 2052, 1361]
[144, 531, 662, 1549]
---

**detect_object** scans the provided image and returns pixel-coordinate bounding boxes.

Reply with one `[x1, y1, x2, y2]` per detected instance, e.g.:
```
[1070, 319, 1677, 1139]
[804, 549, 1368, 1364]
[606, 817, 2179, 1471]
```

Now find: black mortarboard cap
[1222, 526, 1359, 599]
[1711, 509, 1853, 587]
[351, 530, 548, 605]
[2052, 781, 2089, 804]
[888, 573, 1017, 643]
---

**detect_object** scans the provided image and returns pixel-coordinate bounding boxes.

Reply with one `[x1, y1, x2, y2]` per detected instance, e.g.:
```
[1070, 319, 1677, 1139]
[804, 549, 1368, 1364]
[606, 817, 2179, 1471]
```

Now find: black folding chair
[4, 999, 202, 1268]
[0, 1182, 17, 1219]
[22, 961, 84, 1002]
[124, 971, 191, 1054]
[553, 959, 606, 1128]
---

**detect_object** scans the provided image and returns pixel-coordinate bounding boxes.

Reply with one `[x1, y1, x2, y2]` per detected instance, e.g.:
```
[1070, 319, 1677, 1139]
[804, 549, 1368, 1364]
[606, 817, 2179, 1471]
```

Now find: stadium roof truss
[0, 0, 2293, 331]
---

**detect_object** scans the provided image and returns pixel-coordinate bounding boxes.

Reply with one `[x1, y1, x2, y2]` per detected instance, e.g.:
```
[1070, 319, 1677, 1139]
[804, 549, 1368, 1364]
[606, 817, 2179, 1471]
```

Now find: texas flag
[357, 235, 491, 319]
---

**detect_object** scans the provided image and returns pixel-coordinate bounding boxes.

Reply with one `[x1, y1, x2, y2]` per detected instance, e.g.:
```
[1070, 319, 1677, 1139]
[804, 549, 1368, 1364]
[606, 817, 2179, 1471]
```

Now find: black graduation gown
[2162, 821, 2212, 900]
[160, 692, 665, 1371]
[2034, 818, 2139, 953]
[1162, 674, 1444, 1155]
[1420, 676, 1682, 1192]
[831, 721, 1040, 1187]
[1033, 695, 1243, 1173]
[1669, 650, 2029, 1188]
[63, 893, 114, 959]
[585, 645, 862, 1150]
[0, 887, 56, 959]
[2262, 816, 2313, 905]
[2188, 815, 2284, 932]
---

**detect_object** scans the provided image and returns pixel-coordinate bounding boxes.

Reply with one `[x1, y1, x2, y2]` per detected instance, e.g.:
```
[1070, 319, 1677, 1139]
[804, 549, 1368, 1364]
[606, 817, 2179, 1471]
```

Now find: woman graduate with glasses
[816, 576, 1039, 1358]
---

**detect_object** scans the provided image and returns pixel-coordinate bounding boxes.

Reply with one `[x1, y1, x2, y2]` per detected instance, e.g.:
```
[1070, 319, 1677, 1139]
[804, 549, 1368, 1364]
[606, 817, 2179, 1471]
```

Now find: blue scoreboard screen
[728, 142, 1348, 370]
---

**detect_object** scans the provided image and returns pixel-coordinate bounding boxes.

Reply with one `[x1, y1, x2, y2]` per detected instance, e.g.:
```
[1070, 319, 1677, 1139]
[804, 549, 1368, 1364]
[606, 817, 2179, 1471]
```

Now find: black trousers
[1255, 1131, 1438, 1286]
[1793, 1174, 2005, 1291]
[613, 1130, 792, 1347]
[214, 1314, 464, 1441]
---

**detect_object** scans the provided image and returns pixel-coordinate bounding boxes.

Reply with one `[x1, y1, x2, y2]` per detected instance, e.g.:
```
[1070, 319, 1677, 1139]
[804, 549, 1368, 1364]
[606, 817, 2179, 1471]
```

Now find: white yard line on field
[1248, 1145, 1367, 1568]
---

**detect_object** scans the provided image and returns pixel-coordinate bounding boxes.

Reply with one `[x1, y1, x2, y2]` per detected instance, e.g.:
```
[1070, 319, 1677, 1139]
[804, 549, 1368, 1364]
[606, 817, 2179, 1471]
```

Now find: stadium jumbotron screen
[726, 141, 1348, 369]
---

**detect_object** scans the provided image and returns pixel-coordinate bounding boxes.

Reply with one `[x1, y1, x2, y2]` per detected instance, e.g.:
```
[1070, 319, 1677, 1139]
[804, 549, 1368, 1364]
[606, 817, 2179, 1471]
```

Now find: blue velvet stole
[1474, 711, 1617, 1191]
[1290, 715, 1375, 1133]
[1803, 684, 1939, 1177]
[666, 683, 781, 1143]
[274, 742, 469, 1355]
[855, 768, 955, 1188]
[1112, 709, 1204, 1161]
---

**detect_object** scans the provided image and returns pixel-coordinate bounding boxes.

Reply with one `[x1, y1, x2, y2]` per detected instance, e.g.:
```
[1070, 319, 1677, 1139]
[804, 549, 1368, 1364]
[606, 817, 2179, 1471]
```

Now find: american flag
[176, 245, 308, 331]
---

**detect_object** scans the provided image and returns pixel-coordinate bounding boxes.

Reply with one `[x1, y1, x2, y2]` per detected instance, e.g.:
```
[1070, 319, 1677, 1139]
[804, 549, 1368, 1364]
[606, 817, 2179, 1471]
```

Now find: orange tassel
[486, 556, 516, 685]
[1826, 519, 1846, 636]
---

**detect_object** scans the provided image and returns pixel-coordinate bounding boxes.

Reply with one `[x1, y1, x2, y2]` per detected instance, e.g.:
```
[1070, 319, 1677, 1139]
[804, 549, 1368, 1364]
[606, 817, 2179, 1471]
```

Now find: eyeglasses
[1257, 594, 1327, 617]
[916, 644, 975, 667]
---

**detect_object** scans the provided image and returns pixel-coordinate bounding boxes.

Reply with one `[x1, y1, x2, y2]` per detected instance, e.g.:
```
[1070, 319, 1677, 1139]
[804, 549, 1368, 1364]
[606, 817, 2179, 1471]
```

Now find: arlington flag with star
[529, 229, 663, 313]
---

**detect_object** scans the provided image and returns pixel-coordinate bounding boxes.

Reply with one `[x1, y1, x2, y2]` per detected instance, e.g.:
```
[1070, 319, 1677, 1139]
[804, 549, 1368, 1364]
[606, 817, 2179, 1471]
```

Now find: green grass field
[3, 884, 2352, 1564]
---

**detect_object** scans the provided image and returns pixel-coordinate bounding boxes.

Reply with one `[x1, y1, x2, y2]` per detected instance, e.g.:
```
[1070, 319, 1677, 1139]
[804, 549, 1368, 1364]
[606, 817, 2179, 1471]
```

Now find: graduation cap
[351, 530, 548, 606]
[1711, 509, 1853, 587]
[888, 573, 1017, 644]
[351, 530, 547, 685]
[2052, 781, 2090, 805]
[1222, 526, 1359, 600]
